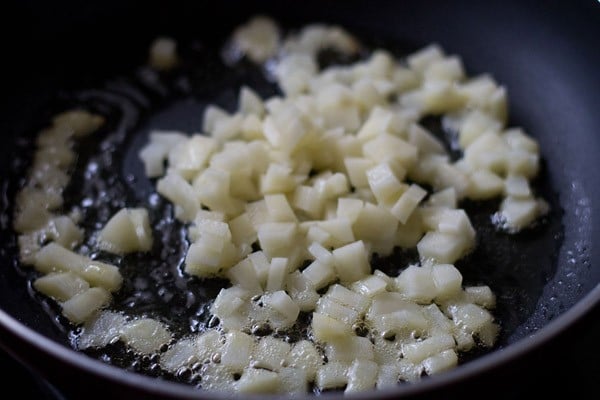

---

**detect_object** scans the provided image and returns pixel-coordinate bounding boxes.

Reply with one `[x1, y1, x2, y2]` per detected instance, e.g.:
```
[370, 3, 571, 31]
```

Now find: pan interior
[1, 0, 598, 395]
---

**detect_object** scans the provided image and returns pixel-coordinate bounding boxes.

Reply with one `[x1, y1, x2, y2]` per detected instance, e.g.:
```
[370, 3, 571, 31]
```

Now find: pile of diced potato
[137, 17, 545, 394]
[15, 14, 548, 396]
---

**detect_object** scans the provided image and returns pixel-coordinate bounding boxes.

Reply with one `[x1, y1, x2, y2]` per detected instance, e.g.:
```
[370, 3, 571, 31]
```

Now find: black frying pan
[1, 0, 599, 399]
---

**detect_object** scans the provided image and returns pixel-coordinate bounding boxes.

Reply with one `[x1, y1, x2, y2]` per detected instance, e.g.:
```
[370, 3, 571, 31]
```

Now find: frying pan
[1, 0, 599, 398]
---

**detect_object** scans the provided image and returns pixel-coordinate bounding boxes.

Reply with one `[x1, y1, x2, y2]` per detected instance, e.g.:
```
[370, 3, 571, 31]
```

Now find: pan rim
[1, 284, 598, 399]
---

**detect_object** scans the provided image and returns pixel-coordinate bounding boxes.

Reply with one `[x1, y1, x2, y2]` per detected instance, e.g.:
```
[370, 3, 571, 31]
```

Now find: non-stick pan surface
[1, 0, 599, 399]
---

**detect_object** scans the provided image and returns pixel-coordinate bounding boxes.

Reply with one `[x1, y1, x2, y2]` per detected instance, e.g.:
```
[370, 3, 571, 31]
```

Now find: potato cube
[417, 231, 472, 264]
[286, 271, 319, 312]
[221, 331, 255, 372]
[391, 184, 427, 223]
[312, 313, 352, 342]
[257, 222, 298, 259]
[287, 340, 323, 381]
[34, 272, 89, 302]
[421, 349, 458, 375]
[325, 336, 374, 363]
[402, 333, 455, 363]
[366, 162, 406, 206]
[236, 368, 280, 394]
[227, 258, 263, 294]
[302, 260, 336, 290]
[332, 241, 371, 283]
[98, 208, 153, 254]
[61, 287, 111, 324]
[77, 311, 127, 350]
[252, 336, 291, 371]
[156, 172, 199, 222]
[345, 359, 378, 393]
[278, 367, 308, 395]
[432, 264, 463, 299]
[263, 290, 300, 327]
[326, 284, 371, 314]
[315, 362, 348, 390]
[395, 264, 436, 303]
[351, 275, 388, 297]
[344, 157, 375, 189]
[34, 243, 122, 292]
[120, 318, 171, 354]
[266, 257, 288, 292]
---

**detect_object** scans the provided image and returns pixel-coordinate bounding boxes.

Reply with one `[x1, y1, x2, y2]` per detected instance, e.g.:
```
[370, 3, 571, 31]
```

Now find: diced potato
[34, 272, 89, 302]
[252, 336, 291, 371]
[287, 340, 323, 381]
[352, 203, 398, 254]
[391, 184, 427, 223]
[407, 44, 444, 73]
[431, 264, 463, 300]
[236, 368, 281, 394]
[52, 110, 105, 137]
[167, 135, 217, 177]
[45, 216, 83, 249]
[317, 218, 355, 247]
[345, 359, 378, 393]
[278, 367, 308, 395]
[344, 157, 375, 189]
[231, 16, 280, 63]
[402, 334, 455, 363]
[98, 208, 153, 254]
[77, 311, 127, 349]
[315, 362, 348, 390]
[468, 169, 504, 199]
[61, 287, 111, 324]
[286, 271, 319, 311]
[227, 258, 263, 294]
[302, 260, 336, 290]
[366, 162, 406, 206]
[332, 241, 371, 283]
[316, 297, 359, 326]
[496, 196, 542, 232]
[312, 313, 352, 342]
[257, 222, 298, 259]
[395, 264, 436, 303]
[248, 251, 270, 287]
[325, 284, 371, 315]
[266, 257, 288, 292]
[351, 275, 388, 297]
[120, 318, 171, 354]
[325, 336, 374, 363]
[263, 290, 300, 327]
[156, 172, 199, 222]
[464, 286, 496, 309]
[417, 231, 473, 264]
[363, 134, 418, 170]
[160, 337, 199, 372]
[221, 331, 255, 372]
[34, 243, 122, 291]
[504, 174, 532, 198]
[421, 349, 458, 375]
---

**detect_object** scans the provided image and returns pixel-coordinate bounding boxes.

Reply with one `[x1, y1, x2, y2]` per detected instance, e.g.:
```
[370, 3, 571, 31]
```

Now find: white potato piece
[34, 243, 122, 291]
[221, 331, 255, 372]
[61, 287, 111, 324]
[34, 272, 89, 302]
[98, 208, 153, 254]
[77, 311, 128, 349]
[421, 349, 458, 375]
[252, 336, 291, 371]
[231, 16, 280, 63]
[345, 359, 378, 393]
[120, 318, 171, 354]
[312, 313, 352, 342]
[286, 340, 323, 381]
[236, 368, 281, 394]
[332, 241, 371, 283]
[315, 362, 348, 390]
